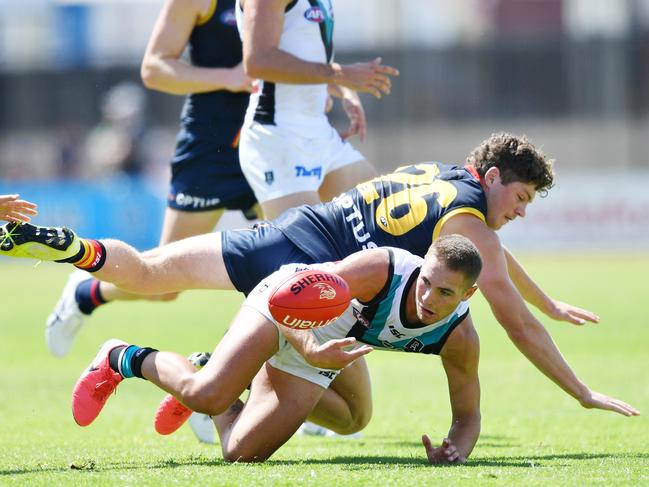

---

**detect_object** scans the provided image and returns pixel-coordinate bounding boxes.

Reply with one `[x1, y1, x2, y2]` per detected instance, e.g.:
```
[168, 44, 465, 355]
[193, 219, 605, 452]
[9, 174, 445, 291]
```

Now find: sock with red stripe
[75, 278, 107, 315]
[57, 239, 107, 273]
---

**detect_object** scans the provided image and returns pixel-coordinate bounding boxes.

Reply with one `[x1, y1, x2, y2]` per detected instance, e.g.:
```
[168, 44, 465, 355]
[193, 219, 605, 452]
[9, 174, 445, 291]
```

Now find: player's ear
[484, 167, 500, 187]
[462, 285, 478, 301]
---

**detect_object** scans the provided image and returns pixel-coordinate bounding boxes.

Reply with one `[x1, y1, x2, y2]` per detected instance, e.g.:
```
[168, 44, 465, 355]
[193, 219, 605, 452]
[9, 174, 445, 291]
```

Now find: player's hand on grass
[0, 194, 38, 222]
[580, 390, 640, 417]
[422, 435, 466, 465]
[546, 299, 599, 326]
[332, 57, 399, 99]
[304, 337, 372, 370]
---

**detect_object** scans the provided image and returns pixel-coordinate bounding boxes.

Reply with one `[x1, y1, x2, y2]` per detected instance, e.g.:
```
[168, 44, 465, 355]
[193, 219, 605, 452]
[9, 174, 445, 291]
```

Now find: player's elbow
[243, 49, 275, 79]
[140, 57, 167, 91]
[140, 61, 157, 89]
[243, 56, 265, 79]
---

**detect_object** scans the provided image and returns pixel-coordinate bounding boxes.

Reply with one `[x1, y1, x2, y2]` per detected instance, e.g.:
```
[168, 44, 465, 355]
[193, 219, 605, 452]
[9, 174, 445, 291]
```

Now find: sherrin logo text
[304, 6, 325, 23]
[290, 272, 345, 295]
[281, 314, 341, 329]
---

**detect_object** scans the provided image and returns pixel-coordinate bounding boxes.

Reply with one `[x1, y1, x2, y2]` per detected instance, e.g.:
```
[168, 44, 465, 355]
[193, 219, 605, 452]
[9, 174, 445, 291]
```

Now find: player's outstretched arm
[421, 318, 481, 465]
[503, 247, 599, 325]
[141, 0, 254, 94]
[441, 215, 639, 415]
[0, 194, 37, 222]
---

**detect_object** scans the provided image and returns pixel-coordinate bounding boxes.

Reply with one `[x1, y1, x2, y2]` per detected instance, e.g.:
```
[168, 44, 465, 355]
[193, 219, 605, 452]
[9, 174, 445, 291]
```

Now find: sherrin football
[268, 269, 351, 329]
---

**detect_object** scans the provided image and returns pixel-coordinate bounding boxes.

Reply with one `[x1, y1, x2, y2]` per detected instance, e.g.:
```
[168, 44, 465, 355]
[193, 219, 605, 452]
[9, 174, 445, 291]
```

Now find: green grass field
[0, 254, 647, 486]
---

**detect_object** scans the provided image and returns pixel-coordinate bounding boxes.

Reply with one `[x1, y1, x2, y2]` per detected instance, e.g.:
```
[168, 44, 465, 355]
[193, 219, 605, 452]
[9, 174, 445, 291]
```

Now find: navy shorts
[221, 223, 316, 295]
[168, 127, 257, 216]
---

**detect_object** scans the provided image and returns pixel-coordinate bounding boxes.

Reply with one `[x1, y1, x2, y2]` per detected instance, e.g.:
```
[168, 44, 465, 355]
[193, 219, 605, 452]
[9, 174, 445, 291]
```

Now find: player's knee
[178, 381, 228, 416]
[221, 445, 271, 463]
[333, 408, 372, 435]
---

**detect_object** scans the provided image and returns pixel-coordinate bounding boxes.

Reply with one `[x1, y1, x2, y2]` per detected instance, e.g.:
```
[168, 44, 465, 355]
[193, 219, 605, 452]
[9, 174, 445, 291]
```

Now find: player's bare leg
[0, 221, 235, 293]
[212, 363, 325, 462]
[318, 159, 376, 201]
[93, 232, 235, 294]
[259, 191, 321, 220]
[99, 207, 224, 302]
[307, 357, 372, 435]
[71, 307, 279, 428]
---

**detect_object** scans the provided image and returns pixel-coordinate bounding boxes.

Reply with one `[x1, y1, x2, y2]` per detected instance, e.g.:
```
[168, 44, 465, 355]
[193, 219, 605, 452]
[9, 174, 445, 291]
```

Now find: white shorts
[239, 122, 365, 203]
[243, 265, 341, 389]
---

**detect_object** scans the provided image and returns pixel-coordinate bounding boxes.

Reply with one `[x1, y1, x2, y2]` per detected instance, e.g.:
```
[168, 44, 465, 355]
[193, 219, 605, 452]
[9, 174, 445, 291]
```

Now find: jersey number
[356, 164, 458, 236]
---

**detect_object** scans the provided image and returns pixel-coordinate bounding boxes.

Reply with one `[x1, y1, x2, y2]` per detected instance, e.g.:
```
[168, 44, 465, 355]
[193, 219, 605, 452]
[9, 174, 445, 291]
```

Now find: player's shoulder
[383, 246, 423, 269]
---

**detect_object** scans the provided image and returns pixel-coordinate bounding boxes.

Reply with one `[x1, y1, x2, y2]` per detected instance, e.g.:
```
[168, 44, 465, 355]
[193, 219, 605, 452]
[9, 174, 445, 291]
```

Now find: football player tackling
[0, 133, 638, 418]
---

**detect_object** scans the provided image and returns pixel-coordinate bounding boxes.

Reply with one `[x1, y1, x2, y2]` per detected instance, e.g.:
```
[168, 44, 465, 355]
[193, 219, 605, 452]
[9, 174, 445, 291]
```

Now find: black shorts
[168, 127, 256, 216]
[221, 223, 315, 295]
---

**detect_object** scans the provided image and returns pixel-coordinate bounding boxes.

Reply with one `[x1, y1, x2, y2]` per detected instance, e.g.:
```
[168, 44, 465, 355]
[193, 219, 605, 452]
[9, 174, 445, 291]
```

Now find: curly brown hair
[466, 133, 554, 195]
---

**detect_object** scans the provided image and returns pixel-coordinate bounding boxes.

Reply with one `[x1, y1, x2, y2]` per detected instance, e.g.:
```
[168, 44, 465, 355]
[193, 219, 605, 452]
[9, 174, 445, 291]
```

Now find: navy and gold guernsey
[274, 163, 488, 261]
[179, 0, 246, 146]
[168, 0, 256, 215]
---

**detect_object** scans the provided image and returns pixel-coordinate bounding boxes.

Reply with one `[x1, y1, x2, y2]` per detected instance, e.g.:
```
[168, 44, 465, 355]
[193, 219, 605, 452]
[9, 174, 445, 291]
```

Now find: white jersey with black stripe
[236, 0, 334, 135]
[245, 247, 470, 356]
[310, 247, 470, 355]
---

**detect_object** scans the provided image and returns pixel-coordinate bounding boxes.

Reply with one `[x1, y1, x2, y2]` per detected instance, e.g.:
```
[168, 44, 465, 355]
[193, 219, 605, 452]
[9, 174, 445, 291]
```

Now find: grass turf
[0, 254, 647, 486]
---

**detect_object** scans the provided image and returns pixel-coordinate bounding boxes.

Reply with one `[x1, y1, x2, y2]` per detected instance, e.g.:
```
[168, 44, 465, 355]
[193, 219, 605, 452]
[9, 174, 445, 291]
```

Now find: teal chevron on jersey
[362, 274, 403, 345]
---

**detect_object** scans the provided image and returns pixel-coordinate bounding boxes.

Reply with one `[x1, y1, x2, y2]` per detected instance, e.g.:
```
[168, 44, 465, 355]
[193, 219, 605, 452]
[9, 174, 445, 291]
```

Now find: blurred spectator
[79, 81, 149, 178]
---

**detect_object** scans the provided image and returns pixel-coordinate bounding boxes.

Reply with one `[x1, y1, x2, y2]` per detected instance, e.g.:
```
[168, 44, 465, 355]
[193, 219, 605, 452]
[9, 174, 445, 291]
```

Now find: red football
[268, 269, 351, 329]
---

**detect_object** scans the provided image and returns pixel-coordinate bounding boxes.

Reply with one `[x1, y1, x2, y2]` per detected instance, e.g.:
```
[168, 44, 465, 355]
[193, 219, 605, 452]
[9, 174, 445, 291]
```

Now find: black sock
[75, 278, 107, 315]
[108, 345, 157, 379]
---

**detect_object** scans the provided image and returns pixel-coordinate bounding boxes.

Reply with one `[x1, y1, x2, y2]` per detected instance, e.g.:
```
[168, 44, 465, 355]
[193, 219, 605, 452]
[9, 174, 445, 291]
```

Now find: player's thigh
[319, 158, 376, 201]
[222, 362, 325, 462]
[190, 306, 280, 411]
[158, 207, 224, 245]
[260, 191, 321, 220]
[140, 232, 234, 290]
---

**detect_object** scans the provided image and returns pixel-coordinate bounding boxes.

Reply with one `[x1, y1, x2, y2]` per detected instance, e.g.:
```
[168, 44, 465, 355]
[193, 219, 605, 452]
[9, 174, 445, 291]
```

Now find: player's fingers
[333, 337, 356, 348]
[16, 201, 38, 214]
[421, 434, 434, 455]
[8, 212, 31, 223]
[349, 345, 373, 358]
[374, 65, 400, 76]
[571, 308, 599, 323]
[566, 314, 587, 326]
[611, 399, 640, 416]
[0, 194, 19, 203]
[371, 75, 392, 91]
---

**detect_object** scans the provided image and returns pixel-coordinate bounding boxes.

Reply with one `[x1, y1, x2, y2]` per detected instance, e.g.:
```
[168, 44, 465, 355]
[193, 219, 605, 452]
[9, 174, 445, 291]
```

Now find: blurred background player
[79, 82, 150, 179]
[235, 0, 400, 219]
[0, 194, 37, 223]
[46, 0, 258, 361]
